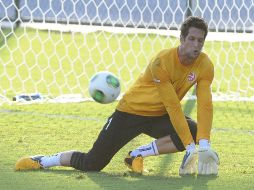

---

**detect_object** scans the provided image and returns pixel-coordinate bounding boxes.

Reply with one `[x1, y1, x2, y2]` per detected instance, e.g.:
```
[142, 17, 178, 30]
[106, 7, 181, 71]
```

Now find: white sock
[130, 141, 159, 157]
[199, 139, 210, 149]
[40, 153, 62, 168]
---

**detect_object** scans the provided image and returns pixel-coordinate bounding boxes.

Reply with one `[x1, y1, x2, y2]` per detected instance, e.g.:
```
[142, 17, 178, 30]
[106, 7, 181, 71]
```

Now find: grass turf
[0, 101, 253, 190]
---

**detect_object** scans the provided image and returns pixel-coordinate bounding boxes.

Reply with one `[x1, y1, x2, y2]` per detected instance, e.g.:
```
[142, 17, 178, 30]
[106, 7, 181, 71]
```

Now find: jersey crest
[187, 72, 196, 82]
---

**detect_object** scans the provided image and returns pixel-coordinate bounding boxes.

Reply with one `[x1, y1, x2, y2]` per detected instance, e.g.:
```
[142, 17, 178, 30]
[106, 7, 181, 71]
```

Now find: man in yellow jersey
[15, 16, 219, 175]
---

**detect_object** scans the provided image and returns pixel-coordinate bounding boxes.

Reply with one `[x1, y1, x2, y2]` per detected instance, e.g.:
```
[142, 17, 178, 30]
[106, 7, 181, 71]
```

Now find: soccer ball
[89, 71, 121, 104]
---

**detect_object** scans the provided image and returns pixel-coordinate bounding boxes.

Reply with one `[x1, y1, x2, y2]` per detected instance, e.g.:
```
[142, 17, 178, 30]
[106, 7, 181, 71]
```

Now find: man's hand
[179, 149, 197, 175]
[198, 147, 219, 175]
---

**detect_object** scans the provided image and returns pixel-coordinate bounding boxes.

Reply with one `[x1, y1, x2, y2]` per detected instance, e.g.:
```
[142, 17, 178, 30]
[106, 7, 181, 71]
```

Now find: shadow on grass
[33, 168, 218, 190]
[87, 172, 217, 190]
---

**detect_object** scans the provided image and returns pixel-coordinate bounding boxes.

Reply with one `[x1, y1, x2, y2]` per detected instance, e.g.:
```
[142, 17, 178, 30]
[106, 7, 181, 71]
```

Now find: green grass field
[0, 100, 254, 190]
[0, 27, 254, 189]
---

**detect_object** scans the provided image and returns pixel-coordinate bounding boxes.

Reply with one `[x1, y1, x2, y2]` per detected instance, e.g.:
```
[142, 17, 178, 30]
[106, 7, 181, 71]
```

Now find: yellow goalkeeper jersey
[116, 47, 214, 147]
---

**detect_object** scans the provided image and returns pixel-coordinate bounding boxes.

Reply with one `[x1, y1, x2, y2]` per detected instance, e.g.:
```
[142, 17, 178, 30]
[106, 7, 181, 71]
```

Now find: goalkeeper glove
[198, 147, 219, 175]
[179, 149, 197, 175]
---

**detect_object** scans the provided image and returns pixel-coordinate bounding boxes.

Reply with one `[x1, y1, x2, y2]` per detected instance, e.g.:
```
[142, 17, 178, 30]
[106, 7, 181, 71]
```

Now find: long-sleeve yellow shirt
[116, 47, 214, 147]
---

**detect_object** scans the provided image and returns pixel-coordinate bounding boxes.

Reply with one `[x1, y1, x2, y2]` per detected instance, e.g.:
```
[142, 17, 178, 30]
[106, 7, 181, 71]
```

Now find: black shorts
[70, 110, 197, 171]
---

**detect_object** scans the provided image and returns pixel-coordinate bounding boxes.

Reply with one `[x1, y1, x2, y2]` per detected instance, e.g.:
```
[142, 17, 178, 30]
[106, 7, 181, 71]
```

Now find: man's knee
[70, 151, 108, 171]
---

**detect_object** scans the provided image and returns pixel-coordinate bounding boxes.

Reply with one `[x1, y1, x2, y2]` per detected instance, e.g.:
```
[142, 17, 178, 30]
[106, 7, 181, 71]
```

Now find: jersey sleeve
[196, 62, 214, 142]
[150, 58, 194, 147]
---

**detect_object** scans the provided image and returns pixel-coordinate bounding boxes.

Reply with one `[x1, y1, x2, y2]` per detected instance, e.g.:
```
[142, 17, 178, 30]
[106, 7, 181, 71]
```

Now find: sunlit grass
[0, 101, 253, 190]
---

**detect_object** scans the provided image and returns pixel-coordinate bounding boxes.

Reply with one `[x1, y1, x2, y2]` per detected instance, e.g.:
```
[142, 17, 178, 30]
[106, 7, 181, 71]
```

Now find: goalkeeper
[15, 16, 219, 175]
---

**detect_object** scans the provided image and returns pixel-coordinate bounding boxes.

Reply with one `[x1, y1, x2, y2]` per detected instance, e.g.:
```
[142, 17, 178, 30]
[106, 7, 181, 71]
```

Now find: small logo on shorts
[188, 72, 196, 82]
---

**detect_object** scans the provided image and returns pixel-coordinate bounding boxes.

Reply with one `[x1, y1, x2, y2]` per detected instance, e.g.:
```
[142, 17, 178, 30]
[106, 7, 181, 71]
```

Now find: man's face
[180, 27, 205, 60]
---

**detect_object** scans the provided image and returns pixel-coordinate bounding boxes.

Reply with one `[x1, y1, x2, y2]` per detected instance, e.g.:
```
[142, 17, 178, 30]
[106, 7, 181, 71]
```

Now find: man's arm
[196, 58, 214, 142]
[150, 58, 199, 175]
[196, 63, 219, 175]
[196, 80, 213, 141]
[150, 58, 194, 147]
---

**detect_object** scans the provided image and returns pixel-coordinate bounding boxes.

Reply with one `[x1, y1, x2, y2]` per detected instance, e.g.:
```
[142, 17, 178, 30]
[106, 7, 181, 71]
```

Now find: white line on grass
[1, 109, 253, 135]
[0, 109, 106, 122]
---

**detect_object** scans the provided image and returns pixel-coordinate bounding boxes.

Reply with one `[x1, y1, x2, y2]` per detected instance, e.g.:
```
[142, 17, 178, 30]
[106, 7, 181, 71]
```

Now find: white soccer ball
[89, 71, 121, 104]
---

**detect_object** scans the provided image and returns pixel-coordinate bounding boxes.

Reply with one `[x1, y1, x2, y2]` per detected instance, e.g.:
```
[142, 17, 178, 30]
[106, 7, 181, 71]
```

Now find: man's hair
[180, 16, 208, 40]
